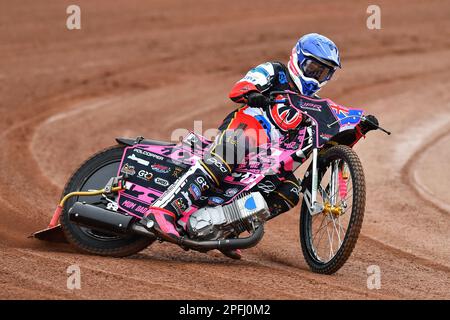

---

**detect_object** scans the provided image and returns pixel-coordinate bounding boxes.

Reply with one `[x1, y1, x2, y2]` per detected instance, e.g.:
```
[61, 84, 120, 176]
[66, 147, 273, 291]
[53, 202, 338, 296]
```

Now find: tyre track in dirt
[403, 125, 450, 214]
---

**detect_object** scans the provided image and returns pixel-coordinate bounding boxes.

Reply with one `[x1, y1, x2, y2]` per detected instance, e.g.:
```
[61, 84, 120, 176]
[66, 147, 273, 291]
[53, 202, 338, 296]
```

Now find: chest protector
[264, 62, 303, 132]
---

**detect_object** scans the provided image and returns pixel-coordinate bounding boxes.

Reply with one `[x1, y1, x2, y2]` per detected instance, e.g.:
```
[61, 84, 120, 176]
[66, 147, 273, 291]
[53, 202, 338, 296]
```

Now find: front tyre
[60, 145, 155, 257]
[300, 145, 366, 274]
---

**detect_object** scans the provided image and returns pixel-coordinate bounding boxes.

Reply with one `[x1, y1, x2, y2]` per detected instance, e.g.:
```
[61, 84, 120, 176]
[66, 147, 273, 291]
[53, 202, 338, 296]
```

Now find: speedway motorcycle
[32, 90, 390, 275]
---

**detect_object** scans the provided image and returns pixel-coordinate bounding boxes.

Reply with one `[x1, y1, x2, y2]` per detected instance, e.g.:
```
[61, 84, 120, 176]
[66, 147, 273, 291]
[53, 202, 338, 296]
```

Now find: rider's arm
[229, 62, 276, 103]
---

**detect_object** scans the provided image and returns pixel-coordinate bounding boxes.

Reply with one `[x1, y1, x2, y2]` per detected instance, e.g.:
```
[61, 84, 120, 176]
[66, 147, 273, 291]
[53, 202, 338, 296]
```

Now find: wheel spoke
[331, 215, 342, 247]
[325, 220, 334, 259]
[337, 217, 347, 239]
[313, 215, 330, 248]
[308, 157, 356, 263]
[312, 214, 327, 242]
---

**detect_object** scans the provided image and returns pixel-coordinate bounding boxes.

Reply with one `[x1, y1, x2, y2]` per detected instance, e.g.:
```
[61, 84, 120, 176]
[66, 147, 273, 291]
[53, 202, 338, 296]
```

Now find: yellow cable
[59, 186, 123, 207]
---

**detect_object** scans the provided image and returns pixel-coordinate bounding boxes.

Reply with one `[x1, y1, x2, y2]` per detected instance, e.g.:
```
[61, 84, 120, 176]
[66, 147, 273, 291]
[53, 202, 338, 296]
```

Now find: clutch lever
[361, 116, 391, 135]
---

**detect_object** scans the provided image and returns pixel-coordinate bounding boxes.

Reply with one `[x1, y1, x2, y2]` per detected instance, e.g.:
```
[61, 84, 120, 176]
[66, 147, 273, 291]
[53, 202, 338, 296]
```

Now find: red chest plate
[269, 103, 303, 131]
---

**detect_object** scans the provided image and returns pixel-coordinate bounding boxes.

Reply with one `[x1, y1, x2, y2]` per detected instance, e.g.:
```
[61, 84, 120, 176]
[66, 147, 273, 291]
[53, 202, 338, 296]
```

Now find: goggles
[300, 57, 336, 83]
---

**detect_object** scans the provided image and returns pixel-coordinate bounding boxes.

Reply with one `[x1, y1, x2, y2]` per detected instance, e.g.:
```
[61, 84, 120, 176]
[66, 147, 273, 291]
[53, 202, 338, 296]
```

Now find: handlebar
[361, 116, 391, 135]
[272, 99, 287, 104]
[268, 90, 391, 136]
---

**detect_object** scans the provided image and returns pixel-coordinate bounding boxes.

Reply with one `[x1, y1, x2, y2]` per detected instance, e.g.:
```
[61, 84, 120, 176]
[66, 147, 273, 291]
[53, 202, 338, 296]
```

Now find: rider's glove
[247, 92, 270, 109]
[360, 114, 379, 134]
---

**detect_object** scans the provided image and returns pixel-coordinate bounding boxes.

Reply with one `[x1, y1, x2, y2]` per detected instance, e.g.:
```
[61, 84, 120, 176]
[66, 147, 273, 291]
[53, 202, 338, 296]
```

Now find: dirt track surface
[1, 0, 449, 299]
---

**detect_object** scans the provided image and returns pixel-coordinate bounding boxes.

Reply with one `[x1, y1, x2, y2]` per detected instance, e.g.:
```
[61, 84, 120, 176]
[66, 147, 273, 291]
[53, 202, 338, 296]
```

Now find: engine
[186, 192, 270, 240]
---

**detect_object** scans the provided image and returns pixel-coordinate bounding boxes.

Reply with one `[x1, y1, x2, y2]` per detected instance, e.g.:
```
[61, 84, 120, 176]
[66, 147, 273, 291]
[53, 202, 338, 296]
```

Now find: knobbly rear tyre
[60, 145, 155, 257]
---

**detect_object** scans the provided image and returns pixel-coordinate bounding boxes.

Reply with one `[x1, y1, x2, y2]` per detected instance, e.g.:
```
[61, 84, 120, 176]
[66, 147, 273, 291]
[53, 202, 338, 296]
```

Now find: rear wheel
[60, 145, 155, 257]
[300, 145, 365, 274]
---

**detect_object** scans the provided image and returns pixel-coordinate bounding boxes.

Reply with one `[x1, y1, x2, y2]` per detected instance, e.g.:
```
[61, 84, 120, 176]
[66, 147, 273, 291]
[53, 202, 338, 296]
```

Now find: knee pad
[266, 178, 300, 218]
[210, 128, 251, 168]
[201, 150, 233, 186]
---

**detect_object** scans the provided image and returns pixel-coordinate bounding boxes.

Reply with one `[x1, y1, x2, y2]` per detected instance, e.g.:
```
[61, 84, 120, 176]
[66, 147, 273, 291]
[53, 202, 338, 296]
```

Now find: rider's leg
[143, 107, 269, 241]
[265, 172, 300, 219]
[143, 153, 232, 241]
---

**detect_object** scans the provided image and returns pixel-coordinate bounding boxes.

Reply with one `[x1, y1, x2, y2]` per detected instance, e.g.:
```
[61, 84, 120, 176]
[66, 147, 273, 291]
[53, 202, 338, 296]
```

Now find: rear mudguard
[115, 136, 175, 147]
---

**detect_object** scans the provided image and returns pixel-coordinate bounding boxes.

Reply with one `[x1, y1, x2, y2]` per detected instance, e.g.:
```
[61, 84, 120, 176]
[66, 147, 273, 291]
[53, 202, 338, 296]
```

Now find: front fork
[310, 147, 324, 214]
[301, 124, 340, 216]
[309, 148, 341, 215]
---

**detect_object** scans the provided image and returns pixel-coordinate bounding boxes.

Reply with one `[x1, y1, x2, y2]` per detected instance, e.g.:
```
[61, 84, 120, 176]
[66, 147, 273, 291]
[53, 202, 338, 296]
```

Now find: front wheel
[60, 145, 155, 257]
[300, 145, 366, 274]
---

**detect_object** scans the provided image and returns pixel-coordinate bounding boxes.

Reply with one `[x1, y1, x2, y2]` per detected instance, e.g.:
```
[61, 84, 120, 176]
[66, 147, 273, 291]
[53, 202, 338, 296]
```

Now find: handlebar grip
[362, 115, 391, 135]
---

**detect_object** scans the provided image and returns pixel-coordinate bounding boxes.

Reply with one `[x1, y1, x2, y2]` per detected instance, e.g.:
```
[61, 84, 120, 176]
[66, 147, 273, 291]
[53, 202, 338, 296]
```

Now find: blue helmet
[288, 33, 341, 96]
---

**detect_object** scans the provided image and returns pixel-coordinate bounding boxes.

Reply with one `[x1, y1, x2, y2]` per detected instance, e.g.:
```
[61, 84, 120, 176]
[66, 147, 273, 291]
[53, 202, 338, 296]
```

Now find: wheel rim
[308, 158, 354, 263]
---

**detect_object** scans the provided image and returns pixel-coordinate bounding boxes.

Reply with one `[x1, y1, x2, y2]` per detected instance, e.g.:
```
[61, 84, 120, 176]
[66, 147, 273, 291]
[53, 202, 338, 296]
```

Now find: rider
[141, 33, 379, 249]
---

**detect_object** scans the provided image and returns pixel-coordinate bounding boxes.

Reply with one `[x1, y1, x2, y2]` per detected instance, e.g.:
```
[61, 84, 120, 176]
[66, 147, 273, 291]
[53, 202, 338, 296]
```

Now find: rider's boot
[144, 207, 181, 242]
[141, 154, 232, 241]
[220, 248, 242, 260]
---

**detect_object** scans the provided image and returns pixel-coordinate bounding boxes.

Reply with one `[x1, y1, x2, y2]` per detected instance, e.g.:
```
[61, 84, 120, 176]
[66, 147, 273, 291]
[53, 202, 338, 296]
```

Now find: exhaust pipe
[69, 202, 135, 235]
[130, 223, 265, 251]
[180, 225, 264, 251]
[69, 201, 264, 251]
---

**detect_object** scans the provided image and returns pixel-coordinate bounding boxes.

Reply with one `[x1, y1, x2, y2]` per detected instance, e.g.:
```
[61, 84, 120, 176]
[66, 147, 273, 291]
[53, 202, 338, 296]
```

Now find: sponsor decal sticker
[171, 198, 187, 214]
[120, 163, 136, 176]
[172, 167, 183, 178]
[208, 196, 224, 205]
[188, 183, 202, 200]
[224, 188, 239, 197]
[154, 177, 169, 187]
[134, 148, 164, 160]
[127, 154, 149, 166]
[137, 170, 153, 181]
[320, 133, 333, 141]
[301, 102, 322, 111]
[195, 176, 210, 191]
[205, 157, 228, 173]
[181, 191, 193, 207]
[257, 180, 276, 194]
[278, 71, 287, 84]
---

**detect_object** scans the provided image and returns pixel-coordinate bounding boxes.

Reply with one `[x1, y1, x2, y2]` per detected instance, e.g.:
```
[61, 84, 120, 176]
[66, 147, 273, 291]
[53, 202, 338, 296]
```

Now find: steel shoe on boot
[220, 249, 242, 260]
